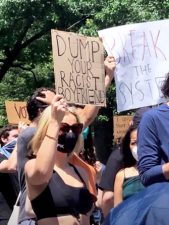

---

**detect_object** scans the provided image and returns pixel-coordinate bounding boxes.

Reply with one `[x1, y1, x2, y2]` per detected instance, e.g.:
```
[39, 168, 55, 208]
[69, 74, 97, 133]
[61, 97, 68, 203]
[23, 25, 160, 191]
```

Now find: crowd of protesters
[1, 55, 169, 225]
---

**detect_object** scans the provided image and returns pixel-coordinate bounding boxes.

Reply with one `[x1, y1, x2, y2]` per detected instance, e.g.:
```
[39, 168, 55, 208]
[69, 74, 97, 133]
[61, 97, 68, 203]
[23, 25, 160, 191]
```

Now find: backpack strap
[15, 192, 21, 206]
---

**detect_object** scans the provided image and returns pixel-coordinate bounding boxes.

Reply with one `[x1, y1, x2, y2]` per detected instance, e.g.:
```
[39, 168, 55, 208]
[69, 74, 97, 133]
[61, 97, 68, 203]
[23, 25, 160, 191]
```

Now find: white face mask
[131, 146, 138, 161]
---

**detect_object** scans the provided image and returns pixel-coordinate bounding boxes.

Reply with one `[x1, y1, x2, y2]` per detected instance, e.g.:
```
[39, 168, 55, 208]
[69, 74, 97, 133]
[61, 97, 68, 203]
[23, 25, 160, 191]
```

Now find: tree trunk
[0, 43, 22, 82]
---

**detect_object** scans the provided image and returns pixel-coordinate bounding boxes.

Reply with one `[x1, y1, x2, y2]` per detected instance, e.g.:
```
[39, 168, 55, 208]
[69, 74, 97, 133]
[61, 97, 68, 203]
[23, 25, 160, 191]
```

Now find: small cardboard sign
[51, 30, 106, 106]
[113, 115, 133, 139]
[5, 101, 30, 124]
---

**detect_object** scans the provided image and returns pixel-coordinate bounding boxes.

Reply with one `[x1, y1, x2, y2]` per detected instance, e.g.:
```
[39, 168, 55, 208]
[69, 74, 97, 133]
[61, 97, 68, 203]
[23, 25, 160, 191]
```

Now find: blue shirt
[104, 182, 169, 225]
[138, 103, 169, 187]
[0, 139, 17, 159]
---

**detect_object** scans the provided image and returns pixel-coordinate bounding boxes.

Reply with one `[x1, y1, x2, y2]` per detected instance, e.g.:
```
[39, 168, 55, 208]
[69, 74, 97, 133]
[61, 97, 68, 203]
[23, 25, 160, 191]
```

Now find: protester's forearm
[105, 75, 112, 92]
[104, 56, 115, 92]
[162, 162, 169, 180]
[102, 191, 114, 218]
[80, 106, 100, 129]
[7, 144, 17, 170]
[81, 74, 113, 129]
[33, 120, 60, 183]
[140, 165, 167, 187]
[0, 160, 16, 173]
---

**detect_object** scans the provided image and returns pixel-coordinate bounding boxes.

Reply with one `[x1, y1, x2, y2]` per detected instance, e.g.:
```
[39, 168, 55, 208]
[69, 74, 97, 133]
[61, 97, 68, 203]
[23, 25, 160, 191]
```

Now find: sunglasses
[59, 122, 83, 135]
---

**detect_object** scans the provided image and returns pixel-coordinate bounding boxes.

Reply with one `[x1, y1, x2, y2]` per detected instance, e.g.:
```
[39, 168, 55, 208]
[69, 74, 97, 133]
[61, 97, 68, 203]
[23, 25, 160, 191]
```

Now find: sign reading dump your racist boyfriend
[98, 19, 169, 112]
[51, 30, 106, 106]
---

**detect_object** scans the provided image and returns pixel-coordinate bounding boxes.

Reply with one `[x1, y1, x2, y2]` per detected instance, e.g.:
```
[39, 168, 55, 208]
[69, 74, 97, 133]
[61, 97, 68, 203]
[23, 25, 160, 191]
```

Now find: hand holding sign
[105, 56, 116, 76]
[51, 95, 67, 124]
[104, 56, 116, 91]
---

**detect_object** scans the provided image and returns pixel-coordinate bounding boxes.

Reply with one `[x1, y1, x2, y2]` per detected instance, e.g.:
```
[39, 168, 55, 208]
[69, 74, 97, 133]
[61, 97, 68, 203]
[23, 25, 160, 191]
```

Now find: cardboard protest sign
[51, 30, 106, 106]
[5, 101, 30, 124]
[113, 115, 133, 139]
[98, 20, 169, 112]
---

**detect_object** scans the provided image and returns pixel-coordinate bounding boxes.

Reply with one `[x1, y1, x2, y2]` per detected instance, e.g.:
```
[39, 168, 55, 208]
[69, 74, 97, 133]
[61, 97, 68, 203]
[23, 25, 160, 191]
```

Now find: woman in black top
[25, 95, 93, 225]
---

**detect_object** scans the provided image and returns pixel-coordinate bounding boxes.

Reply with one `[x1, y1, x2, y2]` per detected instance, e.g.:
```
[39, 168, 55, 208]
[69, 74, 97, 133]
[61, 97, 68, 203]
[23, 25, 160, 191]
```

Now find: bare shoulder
[124, 167, 132, 172]
[124, 166, 139, 177]
[115, 169, 125, 180]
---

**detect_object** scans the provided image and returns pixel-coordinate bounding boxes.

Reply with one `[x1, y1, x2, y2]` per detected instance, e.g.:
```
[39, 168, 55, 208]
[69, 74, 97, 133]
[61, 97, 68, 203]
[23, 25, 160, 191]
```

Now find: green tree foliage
[0, 61, 55, 126]
[79, 0, 169, 36]
[0, 0, 90, 125]
[0, 0, 89, 82]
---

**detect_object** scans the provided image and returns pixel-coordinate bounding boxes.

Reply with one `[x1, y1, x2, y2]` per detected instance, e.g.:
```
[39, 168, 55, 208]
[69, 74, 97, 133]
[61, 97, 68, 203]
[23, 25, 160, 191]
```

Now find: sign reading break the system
[113, 115, 133, 139]
[99, 19, 169, 112]
[5, 101, 30, 124]
[51, 30, 106, 106]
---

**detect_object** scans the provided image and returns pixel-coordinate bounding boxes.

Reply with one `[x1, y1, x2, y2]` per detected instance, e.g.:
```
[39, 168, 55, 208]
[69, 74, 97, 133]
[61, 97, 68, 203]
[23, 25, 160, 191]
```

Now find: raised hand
[51, 95, 68, 124]
[94, 161, 102, 174]
[18, 121, 28, 134]
[104, 55, 116, 81]
[36, 90, 56, 105]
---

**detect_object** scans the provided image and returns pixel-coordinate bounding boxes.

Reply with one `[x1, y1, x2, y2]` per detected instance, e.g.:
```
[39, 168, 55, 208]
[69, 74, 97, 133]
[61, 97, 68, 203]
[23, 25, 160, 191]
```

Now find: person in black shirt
[0, 153, 19, 225]
[99, 148, 124, 217]
[0, 122, 29, 225]
[0, 124, 20, 225]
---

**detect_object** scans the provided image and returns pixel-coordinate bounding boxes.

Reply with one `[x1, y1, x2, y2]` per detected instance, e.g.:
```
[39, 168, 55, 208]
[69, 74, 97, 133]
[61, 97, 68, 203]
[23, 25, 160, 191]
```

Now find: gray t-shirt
[17, 126, 37, 223]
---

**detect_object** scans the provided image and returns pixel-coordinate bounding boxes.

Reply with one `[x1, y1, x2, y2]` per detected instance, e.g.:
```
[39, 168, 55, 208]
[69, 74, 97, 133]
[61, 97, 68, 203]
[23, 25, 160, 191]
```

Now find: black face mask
[57, 132, 78, 154]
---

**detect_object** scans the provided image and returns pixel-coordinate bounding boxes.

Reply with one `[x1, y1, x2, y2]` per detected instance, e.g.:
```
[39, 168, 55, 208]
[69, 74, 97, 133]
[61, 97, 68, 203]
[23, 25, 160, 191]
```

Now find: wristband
[45, 134, 58, 141]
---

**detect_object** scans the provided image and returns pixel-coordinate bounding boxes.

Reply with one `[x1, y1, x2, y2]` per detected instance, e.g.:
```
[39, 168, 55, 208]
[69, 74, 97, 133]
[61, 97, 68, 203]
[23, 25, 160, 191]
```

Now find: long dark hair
[161, 73, 169, 98]
[121, 124, 138, 168]
[79, 126, 97, 166]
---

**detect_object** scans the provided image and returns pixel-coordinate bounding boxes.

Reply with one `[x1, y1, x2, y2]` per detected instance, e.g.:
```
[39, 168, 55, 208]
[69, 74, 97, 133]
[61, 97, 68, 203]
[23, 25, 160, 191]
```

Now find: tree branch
[11, 64, 38, 87]
[12, 20, 34, 52]
[20, 22, 33, 42]
[21, 29, 49, 50]
[66, 15, 90, 31]
[0, 26, 47, 82]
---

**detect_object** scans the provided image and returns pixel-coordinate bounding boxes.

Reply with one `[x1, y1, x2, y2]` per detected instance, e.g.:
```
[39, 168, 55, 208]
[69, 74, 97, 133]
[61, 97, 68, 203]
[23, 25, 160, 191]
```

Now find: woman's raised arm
[25, 95, 67, 186]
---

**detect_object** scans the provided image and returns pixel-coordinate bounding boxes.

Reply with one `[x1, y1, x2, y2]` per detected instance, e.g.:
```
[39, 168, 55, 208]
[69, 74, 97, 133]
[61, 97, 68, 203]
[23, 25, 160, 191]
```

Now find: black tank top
[31, 164, 93, 221]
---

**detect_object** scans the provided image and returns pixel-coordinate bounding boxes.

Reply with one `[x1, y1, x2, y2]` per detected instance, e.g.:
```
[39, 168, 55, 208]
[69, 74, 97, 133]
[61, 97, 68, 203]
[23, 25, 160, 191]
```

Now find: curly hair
[161, 73, 169, 98]
[121, 123, 138, 168]
[0, 124, 18, 146]
[79, 126, 97, 166]
[27, 87, 56, 121]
